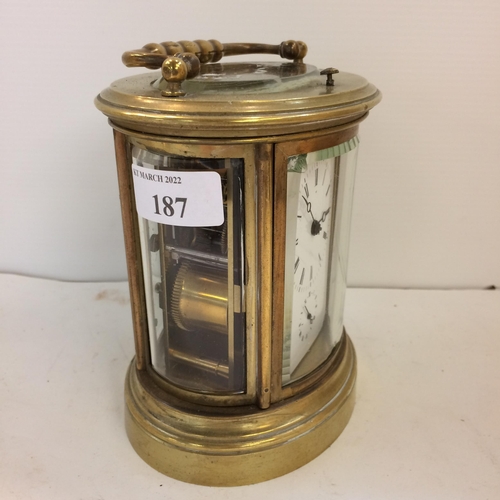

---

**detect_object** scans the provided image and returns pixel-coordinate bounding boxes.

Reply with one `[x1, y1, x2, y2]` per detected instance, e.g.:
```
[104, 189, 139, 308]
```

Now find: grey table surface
[1, 274, 499, 499]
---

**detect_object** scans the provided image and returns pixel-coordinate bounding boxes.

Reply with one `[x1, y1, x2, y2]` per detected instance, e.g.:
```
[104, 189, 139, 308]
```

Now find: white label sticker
[131, 163, 224, 227]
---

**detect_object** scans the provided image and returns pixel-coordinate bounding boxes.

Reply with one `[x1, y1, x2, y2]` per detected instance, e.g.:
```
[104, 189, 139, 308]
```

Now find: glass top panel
[152, 62, 320, 94]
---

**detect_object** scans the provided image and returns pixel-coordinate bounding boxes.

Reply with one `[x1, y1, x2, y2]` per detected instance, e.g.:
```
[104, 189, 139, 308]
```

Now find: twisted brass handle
[122, 40, 308, 97]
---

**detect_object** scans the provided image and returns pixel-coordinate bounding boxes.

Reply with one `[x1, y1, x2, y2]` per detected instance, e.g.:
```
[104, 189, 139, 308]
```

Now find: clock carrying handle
[122, 39, 308, 97]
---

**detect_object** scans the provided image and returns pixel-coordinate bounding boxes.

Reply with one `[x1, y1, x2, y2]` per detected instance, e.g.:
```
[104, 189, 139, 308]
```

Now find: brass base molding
[124, 334, 357, 486]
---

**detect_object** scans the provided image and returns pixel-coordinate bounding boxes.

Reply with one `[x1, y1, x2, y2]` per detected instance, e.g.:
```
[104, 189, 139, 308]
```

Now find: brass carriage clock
[95, 39, 381, 486]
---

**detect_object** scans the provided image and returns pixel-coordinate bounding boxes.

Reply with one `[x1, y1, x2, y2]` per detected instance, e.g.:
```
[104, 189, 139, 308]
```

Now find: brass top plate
[95, 63, 381, 138]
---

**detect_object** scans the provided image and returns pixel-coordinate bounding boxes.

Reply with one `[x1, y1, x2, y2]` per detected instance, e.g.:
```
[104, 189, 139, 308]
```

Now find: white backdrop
[1, 0, 499, 288]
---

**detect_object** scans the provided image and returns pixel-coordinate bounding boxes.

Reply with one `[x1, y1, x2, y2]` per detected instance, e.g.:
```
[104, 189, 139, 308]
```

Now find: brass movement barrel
[170, 261, 228, 335]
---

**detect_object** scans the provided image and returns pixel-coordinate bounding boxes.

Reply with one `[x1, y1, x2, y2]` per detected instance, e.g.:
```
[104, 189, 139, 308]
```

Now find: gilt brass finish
[113, 131, 149, 369]
[272, 127, 359, 402]
[114, 136, 261, 407]
[161, 54, 200, 97]
[125, 332, 356, 486]
[256, 143, 274, 409]
[96, 70, 380, 138]
[122, 39, 308, 97]
[170, 260, 228, 335]
[168, 347, 230, 379]
[321, 67, 340, 86]
[123, 39, 307, 68]
[97, 42, 381, 485]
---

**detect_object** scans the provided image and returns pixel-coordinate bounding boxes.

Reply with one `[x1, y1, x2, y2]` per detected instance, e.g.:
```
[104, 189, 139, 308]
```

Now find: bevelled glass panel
[282, 138, 359, 385]
[132, 147, 246, 394]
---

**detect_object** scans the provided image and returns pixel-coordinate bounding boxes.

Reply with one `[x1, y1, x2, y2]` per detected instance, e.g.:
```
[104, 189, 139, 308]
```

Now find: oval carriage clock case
[95, 39, 381, 486]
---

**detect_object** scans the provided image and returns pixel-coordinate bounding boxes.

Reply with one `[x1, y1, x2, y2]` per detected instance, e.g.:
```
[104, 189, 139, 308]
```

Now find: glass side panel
[132, 147, 246, 394]
[282, 139, 359, 385]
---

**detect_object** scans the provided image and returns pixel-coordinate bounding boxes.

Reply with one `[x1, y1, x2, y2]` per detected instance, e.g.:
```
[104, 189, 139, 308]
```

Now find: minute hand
[301, 195, 317, 220]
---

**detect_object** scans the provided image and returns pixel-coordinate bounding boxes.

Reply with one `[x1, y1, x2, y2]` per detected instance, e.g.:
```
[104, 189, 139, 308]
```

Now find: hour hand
[319, 207, 331, 223]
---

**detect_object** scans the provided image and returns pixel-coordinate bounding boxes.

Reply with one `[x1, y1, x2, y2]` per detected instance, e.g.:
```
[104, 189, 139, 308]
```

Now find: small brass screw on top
[320, 68, 339, 86]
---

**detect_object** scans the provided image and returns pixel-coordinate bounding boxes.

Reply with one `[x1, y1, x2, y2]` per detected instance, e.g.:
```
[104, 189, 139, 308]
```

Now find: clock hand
[304, 305, 315, 323]
[301, 195, 316, 219]
[302, 195, 323, 235]
[319, 207, 331, 223]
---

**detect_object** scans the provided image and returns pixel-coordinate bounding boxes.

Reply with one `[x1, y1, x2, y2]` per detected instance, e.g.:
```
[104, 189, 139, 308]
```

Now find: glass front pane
[132, 147, 246, 394]
[282, 138, 359, 385]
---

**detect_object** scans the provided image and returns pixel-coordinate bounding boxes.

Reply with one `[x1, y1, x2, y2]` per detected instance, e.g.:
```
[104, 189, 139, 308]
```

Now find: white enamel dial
[288, 157, 335, 374]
